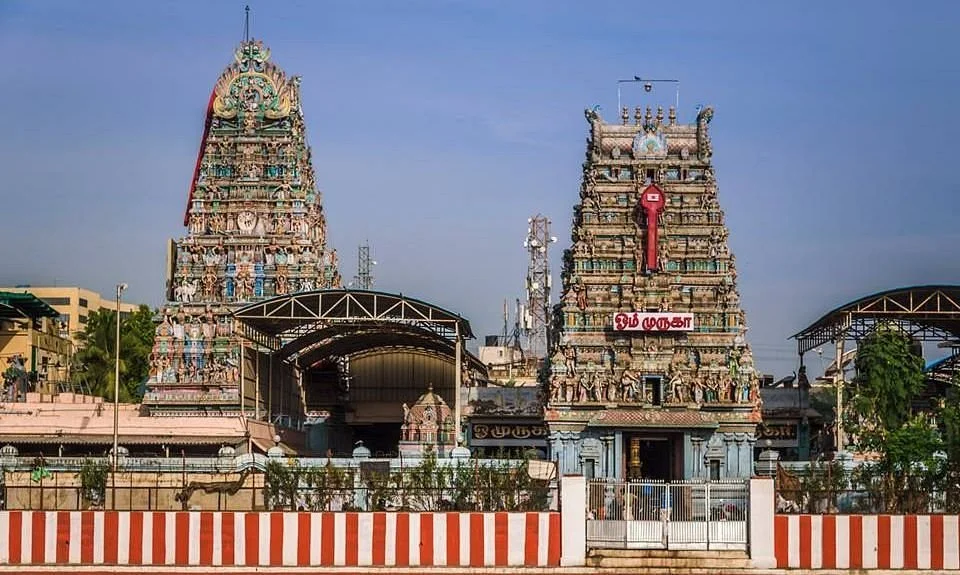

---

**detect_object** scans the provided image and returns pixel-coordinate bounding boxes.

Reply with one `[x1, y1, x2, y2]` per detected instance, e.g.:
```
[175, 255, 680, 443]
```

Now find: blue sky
[1, 1, 959, 378]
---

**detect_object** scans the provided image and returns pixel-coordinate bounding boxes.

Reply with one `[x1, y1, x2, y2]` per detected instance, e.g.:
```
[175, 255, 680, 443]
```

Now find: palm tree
[71, 306, 155, 402]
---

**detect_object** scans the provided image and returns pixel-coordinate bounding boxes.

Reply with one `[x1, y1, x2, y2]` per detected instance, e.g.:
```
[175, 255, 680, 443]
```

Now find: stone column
[628, 436, 642, 479]
[601, 435, 614, 478]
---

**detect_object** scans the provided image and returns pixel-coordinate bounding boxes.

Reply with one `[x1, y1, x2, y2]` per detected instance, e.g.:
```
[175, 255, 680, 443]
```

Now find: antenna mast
[354, 241, 374, 290]
[523, 215, 555, 359]
[244, 5, 251, 42]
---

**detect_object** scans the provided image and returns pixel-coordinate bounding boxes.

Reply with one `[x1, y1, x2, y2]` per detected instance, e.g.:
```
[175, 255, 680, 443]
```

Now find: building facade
[0, 286, 140, 343]
[144, 39, 339, 418]
[0, 292, 72, 397]
[545, 104, 760, 481]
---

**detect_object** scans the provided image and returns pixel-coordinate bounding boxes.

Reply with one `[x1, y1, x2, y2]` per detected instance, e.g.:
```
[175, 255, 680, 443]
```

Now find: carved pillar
[691, 436, 704, 479]
[628, 436, 642, 479]
[601, 435, 614, 479]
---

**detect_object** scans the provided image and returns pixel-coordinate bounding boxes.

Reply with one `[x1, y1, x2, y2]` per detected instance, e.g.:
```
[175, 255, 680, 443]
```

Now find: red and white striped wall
[775, 514, 960, 570]
[0, 511, 560, 567]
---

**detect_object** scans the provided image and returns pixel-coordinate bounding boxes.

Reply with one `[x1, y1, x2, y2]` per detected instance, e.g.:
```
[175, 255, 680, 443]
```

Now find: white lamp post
[112, 283, 127, 508]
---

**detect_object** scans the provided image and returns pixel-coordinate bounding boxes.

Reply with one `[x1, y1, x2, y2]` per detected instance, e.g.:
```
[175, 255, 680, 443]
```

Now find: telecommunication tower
[523, 215, 556, 358]
[353, 241, 375, 290]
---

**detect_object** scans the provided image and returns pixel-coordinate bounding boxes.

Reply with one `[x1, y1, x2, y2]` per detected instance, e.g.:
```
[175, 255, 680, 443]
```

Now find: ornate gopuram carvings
[144, 40, 340, 414]
[545, 103, 760, 480]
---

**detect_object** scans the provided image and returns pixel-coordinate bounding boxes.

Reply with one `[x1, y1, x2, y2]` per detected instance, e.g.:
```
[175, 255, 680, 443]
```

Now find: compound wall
[775, 514, 960, 570]
[0, 510, 560, 567]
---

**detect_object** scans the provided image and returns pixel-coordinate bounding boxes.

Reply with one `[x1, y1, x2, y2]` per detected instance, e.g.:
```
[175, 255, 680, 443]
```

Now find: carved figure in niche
[658, 295, 671, 312]
[202, 247, 220, 267]
[606, 375, 618, 402]
[727, 347, 742, 380]
[299, 277, 314, 292]
[563, 345, 578, 377]
[201, 270, 219, 300]
[276, 273, 289, 296]
[300, 246, 315, 264]
[264, 248, 275, 266]
[202, 308, 217, 338]
[590, 372, 604, 402]
[156, 311, 173, 338]
[190, 214, 206, 235]
[272, 214, 286, 235]
[692, 376, 704, 404]
[209, 213, 225, 234]
[658, 241, 670, 272]
[275, 247, 288, 265]
[237, 211, 257, 234]
[573, 276, 587, 310]
[549, 375, 563, 403]
[236, 270, 253, 301]
[578, 227, 595, 257]
[706, 375, 720, 403]
[620, 366, 640, 402]
[175, 278, 199, 303]
[329, 249, 339, 269]
[739, 347, 754, 376]
[667, 368, 683, 403]
[564, 377, 575, 403]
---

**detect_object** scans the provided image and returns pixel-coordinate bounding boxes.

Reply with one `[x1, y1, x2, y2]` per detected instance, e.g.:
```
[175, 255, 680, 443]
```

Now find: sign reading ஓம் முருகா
[613, 312, 695, 332]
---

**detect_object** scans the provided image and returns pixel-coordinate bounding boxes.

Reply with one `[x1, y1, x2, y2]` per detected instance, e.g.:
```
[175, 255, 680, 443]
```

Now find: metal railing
[586, 479, 749, 550]
[776, 487, 949, 515]
[0, 456, 559, 512]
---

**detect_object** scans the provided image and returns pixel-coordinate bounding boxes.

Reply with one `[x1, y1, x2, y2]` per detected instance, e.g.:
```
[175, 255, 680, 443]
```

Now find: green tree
[72, 305, 156, 401]
[846, 327, 939, 512]
[848, 327, 926, 445]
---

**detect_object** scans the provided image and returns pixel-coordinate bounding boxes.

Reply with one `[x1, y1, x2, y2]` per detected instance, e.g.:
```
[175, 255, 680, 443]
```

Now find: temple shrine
[398, 385, 456, 457]
[144, 39, 340, 417]
[545, 102, 760, 481]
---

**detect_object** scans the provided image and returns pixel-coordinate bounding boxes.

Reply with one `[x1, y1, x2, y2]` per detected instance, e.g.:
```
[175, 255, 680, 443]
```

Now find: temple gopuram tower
[545, 102, 760, 481]
[144, 40, 340, 416]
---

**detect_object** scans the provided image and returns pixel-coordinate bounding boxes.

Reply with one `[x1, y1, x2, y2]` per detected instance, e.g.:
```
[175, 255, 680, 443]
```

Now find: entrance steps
[586, 548, 760, 573]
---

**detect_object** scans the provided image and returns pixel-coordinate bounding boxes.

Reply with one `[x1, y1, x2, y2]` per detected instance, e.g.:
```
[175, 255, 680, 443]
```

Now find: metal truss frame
[793, 285, 960, 356]
[233, 289, 475, 356]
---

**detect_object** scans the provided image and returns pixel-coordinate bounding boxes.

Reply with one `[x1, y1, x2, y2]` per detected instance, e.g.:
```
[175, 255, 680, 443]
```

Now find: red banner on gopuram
[613, 312, 695, 332]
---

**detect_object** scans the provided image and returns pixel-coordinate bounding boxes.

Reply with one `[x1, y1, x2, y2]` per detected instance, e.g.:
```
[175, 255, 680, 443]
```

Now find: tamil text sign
[613, 312, 695, 332]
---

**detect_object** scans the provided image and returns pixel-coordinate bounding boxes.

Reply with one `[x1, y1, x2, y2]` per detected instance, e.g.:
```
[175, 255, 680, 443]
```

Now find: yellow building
[0, 291, 73, 396]
[0, 286, 140, 343]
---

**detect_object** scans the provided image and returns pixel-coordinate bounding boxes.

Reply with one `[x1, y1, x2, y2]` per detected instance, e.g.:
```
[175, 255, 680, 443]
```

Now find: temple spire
[244, 5, 251, 42]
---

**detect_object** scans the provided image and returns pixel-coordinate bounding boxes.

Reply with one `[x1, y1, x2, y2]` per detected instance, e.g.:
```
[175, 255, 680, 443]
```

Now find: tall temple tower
[144, 39, 340, 416]
[545, 102, 760, 481]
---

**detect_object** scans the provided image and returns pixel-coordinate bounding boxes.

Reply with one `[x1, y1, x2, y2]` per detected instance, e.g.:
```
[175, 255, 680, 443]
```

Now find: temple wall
[2, 471, 264, 512]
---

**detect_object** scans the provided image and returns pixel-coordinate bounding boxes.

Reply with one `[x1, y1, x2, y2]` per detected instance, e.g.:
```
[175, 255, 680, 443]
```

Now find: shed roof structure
[234, 289, 485, 372]
[792, 285, 960, 357]
[0, 291, 60, 321]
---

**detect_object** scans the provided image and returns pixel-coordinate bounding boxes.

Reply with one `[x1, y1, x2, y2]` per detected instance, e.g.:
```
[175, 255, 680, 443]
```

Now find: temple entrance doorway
[625, 433, 683, 481]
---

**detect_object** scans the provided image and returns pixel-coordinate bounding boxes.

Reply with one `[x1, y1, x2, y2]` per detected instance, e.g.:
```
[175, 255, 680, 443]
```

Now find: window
[42, 297, 71, 306]
[78, 314, 88, 324]
[709, 461, 721, 481]
[78, 298, 88, 308]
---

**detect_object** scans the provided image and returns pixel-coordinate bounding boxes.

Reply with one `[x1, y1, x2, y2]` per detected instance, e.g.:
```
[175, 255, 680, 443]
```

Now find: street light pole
[112, 283, 127, 509]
